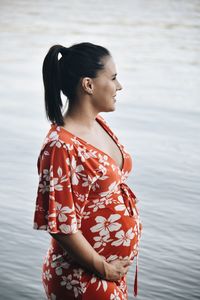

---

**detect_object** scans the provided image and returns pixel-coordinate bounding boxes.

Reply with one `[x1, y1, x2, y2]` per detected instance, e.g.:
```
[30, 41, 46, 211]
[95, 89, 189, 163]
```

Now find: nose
[117, 80, 123, 91]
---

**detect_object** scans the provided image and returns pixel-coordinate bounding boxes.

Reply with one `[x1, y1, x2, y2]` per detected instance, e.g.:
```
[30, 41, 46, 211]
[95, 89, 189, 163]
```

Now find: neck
[63, 100, 99, 130]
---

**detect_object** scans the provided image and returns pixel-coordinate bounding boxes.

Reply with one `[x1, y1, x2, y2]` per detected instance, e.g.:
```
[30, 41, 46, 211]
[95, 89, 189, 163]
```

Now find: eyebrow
[112, 73, 117, 77]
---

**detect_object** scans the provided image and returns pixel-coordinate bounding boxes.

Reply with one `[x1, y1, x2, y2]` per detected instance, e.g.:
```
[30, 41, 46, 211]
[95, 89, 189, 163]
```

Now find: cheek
[100, 82, 114, 96]
[93, 80, 115, 105]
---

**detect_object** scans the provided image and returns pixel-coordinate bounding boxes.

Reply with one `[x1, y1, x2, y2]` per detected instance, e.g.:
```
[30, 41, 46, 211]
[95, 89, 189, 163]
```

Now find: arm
[34, 142, 130, 280]
[50, 230, 131, 281]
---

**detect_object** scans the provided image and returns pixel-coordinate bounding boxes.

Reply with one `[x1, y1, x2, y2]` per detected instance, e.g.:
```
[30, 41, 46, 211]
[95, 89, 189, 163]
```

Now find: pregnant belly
[81, 205, 140, 261]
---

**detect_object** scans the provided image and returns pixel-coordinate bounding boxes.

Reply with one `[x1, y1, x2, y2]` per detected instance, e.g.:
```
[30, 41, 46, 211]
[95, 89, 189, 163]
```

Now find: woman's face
[91, 55, 123, 112]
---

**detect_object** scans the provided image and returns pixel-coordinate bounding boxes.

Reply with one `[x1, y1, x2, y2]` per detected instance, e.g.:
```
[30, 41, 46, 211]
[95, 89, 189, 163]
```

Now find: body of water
[0, 1, 200, 299]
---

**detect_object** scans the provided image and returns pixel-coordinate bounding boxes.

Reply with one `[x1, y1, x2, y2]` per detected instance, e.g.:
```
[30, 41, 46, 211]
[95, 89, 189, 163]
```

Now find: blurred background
[0, 0, 200, 299]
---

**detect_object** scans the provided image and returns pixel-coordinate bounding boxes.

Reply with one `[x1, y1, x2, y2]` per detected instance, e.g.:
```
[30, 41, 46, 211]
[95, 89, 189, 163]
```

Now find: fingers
[123, 265, 129, 274]
[106, 258, 131, 281]
[109, 259, 131, 271]
[120, 259, 131, 267]
[117, 268, 128, 279]
[118, 261, 130, 278]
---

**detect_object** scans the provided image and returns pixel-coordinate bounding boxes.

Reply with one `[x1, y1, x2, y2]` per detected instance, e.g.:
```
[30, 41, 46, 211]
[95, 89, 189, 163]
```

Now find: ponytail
[42, 42, 111, 126]
[42, 45, 65, 126]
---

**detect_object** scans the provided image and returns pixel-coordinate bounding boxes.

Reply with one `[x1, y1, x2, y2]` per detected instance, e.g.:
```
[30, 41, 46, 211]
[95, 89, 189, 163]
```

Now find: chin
[97, 103, 116, 113]
[103, 106, 116, 113]
[110, 103, 116, 111]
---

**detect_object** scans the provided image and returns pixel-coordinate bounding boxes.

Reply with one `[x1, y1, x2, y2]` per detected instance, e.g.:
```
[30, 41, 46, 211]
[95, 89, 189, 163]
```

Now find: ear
[81, 77, 94, 95]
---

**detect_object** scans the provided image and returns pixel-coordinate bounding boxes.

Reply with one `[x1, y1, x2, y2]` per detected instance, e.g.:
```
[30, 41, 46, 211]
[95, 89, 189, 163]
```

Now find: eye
[112, 77, 116, 81]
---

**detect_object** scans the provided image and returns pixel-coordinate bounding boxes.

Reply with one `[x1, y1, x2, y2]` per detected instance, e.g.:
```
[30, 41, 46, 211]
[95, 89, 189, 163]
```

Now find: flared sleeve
[33, 139, 97, 235]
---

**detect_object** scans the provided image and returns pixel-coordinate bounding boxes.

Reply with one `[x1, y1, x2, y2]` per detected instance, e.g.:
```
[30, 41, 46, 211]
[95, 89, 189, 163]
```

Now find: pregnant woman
[33, 42, 142, 300]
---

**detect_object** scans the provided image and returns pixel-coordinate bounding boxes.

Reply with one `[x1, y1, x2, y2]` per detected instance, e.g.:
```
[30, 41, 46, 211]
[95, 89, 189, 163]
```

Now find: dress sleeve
[33, 141, 95, 235]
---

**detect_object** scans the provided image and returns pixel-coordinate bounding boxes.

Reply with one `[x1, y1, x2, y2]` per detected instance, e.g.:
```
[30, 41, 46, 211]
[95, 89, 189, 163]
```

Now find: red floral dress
[33, 114, 142, 300]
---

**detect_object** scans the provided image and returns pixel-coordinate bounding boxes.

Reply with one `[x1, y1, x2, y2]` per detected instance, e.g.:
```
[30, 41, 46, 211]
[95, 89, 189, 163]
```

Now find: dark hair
[42, 42, 111, 126]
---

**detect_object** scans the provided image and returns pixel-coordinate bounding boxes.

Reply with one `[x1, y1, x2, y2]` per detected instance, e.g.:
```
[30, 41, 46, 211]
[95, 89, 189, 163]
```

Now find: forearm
[50, 230, 107, 278]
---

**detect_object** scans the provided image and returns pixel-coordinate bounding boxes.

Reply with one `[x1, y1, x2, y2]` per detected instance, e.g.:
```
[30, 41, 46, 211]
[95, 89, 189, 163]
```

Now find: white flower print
[73, 268, 83, 279]
[114, 204, 126, 211]
[49, 131, 58, 140]
[118, 279, 127, 294]
[121, 170, 129, 182]
[39, 181, 49, 194]
[80, 281, 87, 295]
[51, 255, 70, 276]
[43, 169, 51, 181]
[110, 289, 121, 300]
[44, 247, 52, 267]
[44, 252, 50, 268]
[60, 274, 80, 298]
[111, 163, 118, 172]
[114, 204, 129, 216]
[98, 175, 109, 181]
[91, 276, 108, 292]
[49, 166, 68, 192]
[111, 228, 135, 247]
[97, 164, 107, 176]
[129, 245, 139, 260]
[49, 131, 62, 148]
[49, 195, 55, 201]
[114, 196, 129, 215]
[50, 177, 62, 191]
[93, 234, 112, 249]
[89, 150, 98, 158]
[73, 191, 88, 202]
[130, 243, 139, 257]
[59, 218, 77, 234]
[43, 150, 50, 157]
[99, 196, 118, 206]
[63, 143, 74, 151]
[66, 156, 85, 185]
[98, 154, 110, 166]
[82, 211, 90, 219]
[90, 214, 121, 236]
[49, 202, 74, 222]
[117, 195, 124, 203]
[91, 174, 101, 184]
[82, 175, 92, 188]
[106, 254, 118, 263]
[91, 181, 100, 192]
[95, 164, 109, 181]
[34, 117, 142, 299]
[88, 199, 105, 212]
[48, 220, 56, 230]
[75, 203, 86, 224]
[71, 137, 82, 146]
[99, 181, 118, 198]
[77, 146, 91, 162]
[44, 269, 52, 281]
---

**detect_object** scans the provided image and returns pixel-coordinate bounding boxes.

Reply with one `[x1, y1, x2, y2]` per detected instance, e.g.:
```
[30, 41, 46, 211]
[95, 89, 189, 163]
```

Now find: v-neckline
[55, 115, 125, 172]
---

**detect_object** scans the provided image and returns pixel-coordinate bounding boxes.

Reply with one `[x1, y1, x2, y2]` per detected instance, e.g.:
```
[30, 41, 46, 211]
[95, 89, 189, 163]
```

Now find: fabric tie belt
[120, 182, 140, 297]
[120, 182, 138, 217]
